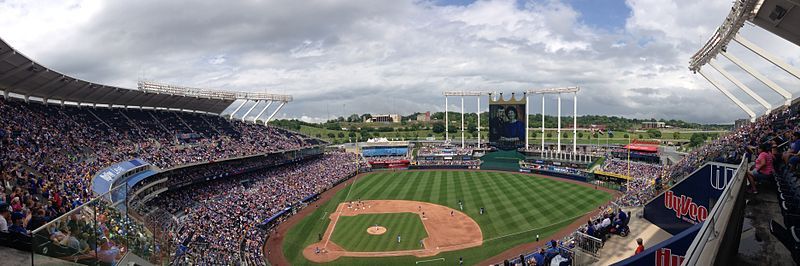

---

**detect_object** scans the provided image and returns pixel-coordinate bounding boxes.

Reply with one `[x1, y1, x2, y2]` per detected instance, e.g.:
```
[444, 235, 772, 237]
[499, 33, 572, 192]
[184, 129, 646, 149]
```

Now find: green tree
[337, 132, 345, 138]
[638, 134, 644, 139]
[673, 131, 680, 139]
[326, 132, 336, 138]
[623, 133, 630, 138]
[562, 132, 568, 138]
[646, 129, 662, 138]
[689, 133, 708, 147]
[546, 132, 553, 138]
[348, 132, 356, 138]
[577, 132, 584, 138]
[347, 114, 361, 122]
[432, 123, 445, 134]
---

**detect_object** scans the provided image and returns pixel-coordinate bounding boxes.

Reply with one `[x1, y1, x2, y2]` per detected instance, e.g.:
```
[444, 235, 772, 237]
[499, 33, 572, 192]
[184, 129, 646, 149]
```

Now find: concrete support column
[241, 100, 261, 121]
[253, 100, 273, 123]
[264, 101, 286, 125]
[229, 100, 248, 119]
[699, 69, 756, 121]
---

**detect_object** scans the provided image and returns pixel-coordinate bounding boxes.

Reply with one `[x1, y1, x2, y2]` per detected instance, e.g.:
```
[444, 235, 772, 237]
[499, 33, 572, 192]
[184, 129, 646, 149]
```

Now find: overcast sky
[1, 0, 799, 123]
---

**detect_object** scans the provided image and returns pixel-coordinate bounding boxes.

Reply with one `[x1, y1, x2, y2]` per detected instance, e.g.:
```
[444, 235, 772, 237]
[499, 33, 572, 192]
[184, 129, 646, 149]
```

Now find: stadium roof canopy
[0, 37, 290, 114]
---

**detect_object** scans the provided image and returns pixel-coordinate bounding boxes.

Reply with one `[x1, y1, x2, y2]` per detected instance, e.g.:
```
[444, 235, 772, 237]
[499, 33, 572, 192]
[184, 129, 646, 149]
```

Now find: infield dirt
[303, 200, 482, 263]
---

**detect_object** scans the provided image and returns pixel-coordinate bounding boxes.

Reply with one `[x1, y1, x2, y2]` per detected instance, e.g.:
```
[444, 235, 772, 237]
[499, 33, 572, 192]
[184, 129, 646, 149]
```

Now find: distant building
[365, 114, 401, 123]
[642, 121, 666, 129]
[416, 112, 431, 122]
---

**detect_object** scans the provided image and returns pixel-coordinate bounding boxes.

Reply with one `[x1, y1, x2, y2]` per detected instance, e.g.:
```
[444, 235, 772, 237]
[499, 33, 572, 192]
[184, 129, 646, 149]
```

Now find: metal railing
[572, 231, 603, 257]
[26, 184, 165, 265]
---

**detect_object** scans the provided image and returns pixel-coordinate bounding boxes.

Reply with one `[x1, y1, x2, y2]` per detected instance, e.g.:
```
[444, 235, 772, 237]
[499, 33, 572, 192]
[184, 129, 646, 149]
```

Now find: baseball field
[277, 170, 613, 265]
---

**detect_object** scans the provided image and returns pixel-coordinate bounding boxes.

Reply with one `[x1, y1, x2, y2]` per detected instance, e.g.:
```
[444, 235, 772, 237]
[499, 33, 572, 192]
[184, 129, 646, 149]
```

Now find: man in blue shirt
[9, 211, 28, 235]
[532, 248, 546, 266]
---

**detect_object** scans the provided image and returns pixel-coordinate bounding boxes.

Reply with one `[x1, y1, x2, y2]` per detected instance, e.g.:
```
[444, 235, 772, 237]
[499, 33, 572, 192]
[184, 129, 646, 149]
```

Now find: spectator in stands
[96, 237, 121, 264]
[532, 248, 546, 266]
[8, 211, 28, 235]
[0, 203, 9, 233]
[746, 143, 774, 194]
[784, 131, 800, 170]
[614, 208, 628, 228]
[634, 238, 644, 255]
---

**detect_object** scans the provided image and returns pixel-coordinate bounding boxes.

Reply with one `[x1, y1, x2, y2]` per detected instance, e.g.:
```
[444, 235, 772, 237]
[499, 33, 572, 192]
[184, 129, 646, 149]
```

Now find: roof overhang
[0, 37, 284, 114]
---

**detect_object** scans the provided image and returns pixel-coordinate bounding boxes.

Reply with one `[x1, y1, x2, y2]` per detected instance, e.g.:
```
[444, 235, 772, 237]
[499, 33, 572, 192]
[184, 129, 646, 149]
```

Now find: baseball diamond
[330, 212, 429, 252]
[276, 170, 613, 265]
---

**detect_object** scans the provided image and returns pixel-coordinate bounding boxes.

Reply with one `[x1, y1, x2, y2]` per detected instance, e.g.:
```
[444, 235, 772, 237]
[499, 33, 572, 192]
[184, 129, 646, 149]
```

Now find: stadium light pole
[444, 91, 482, 144]
[573, 92, 577, 159]
[527, 87, 580, 157]
[461, 95, 465, 149]
[445, 96, 448, 142]
[477, 96, 481, 147]
[557, 93, 561, 154]
[525, 92, 529, 150]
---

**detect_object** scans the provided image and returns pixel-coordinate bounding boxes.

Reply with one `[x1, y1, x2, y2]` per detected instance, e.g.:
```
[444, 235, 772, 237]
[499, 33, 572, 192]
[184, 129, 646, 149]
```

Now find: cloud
[1, 0, 798, 123]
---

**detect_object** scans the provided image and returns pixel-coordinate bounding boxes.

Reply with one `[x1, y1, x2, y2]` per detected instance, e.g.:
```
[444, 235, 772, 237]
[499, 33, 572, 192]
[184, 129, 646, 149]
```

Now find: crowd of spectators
[137, 152, 362, 265]
[504, 102, 800, 265]
[416, 143, 476, 156]
[0, 97, 326, 263]
[597, 159, 664, 207]
[0, 97, 321, 222]
[414, 159, 481, 166]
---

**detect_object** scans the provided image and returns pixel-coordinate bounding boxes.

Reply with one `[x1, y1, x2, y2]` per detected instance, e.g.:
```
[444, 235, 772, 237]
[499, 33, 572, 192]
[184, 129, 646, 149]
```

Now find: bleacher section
[0, 96, 326, 265]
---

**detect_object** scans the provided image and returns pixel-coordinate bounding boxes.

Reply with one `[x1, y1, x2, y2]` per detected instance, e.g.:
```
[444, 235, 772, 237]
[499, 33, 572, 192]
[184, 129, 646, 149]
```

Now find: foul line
[416, 257, 445, 264]
[481, 210, 593, 244]
[323, 170, 362, 248]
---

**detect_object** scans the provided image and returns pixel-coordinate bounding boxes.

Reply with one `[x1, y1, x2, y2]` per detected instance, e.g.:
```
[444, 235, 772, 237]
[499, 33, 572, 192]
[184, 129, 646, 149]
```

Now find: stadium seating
[0, 97, 325, 260]
[139, 152, 364, 265]
[506, 100, 800, 265]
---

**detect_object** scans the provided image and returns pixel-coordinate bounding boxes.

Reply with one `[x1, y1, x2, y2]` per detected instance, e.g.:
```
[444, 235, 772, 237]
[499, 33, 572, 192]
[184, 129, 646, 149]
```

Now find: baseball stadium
[1, 0, 800, 266]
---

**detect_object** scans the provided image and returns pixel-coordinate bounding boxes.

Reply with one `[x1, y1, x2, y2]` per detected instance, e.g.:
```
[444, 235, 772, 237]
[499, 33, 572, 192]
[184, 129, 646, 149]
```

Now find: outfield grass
[330, 213, 427, 252]
[282, 171, 611, 265]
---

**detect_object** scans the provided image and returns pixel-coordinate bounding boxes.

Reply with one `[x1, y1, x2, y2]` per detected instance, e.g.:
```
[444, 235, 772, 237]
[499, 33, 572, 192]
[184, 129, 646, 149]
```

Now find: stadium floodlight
[526, 86, 580, 94]
[443, 90, 483, 148]
[525, 86, 580, 159]
[138, 80, 292, 102]
[688, 0, 759, 71]
[443, 91, 482, 96]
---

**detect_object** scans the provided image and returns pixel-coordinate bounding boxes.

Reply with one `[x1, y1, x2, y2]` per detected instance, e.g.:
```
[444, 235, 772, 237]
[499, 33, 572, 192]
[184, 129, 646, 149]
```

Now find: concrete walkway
[594, 207, 672, 265]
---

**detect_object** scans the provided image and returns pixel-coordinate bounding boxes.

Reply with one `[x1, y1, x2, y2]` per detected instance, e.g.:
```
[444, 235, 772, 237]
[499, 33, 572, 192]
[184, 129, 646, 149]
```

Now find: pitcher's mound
[367, 226, 387, 235]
